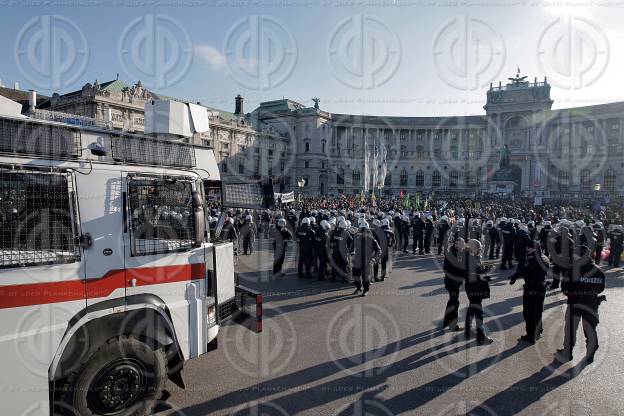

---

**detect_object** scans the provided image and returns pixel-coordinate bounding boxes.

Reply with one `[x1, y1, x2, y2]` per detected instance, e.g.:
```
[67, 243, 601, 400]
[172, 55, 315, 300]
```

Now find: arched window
[384, 174, 392, 186]
[400, 170, 408, 187]
[449, 171, 459, 187]
[337, 168, 344, 185]
[604, 169, 616, 192]
[432, 171, 441, 188]
[415, 170, 424, 187]
[352, 169, 360, 184]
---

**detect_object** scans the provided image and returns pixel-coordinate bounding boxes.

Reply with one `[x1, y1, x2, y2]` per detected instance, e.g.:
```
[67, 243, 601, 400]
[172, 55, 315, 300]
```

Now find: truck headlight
[207, 305, 216, 327]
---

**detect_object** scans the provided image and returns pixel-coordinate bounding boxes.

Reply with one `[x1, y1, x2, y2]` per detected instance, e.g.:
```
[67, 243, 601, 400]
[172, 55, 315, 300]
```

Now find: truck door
[122, 173, 208, 358]
[76, 169, 127, 307]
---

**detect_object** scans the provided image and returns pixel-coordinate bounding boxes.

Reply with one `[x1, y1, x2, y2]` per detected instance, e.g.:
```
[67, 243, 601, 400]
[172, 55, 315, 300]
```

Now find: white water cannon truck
[0, 95, 265, 416]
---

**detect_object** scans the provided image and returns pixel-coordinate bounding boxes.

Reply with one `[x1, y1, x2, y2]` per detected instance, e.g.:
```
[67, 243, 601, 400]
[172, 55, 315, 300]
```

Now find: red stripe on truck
[0, 263, 206, 309]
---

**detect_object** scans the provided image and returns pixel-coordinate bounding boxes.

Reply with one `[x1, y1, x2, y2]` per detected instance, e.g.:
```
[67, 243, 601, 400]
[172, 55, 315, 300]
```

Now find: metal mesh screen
[0, 168, 81, 268]
[112, 135, 196, 168]
[128, 176, 196, 256]
[0, 118, 81, 158]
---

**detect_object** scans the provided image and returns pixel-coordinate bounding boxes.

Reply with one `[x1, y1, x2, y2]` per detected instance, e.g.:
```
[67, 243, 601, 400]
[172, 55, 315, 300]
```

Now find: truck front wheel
[61, 335, 167, 416]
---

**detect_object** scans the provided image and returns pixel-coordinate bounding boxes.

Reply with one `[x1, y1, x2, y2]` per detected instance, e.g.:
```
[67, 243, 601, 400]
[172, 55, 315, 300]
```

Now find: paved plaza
[157, 239, 624, 416]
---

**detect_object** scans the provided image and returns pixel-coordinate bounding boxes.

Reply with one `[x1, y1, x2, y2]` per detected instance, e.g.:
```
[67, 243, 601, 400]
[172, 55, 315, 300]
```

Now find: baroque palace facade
[31, 73, 624, 198]
[257, 73, 624, 198]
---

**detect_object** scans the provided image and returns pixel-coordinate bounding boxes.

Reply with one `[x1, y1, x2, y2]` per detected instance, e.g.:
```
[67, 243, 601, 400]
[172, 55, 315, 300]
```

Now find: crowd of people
[210, 193, 623, 364]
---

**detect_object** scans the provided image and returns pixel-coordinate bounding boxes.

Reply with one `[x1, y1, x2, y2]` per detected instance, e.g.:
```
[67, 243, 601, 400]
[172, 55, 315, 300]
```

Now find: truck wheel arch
[50, 294, 185, 382]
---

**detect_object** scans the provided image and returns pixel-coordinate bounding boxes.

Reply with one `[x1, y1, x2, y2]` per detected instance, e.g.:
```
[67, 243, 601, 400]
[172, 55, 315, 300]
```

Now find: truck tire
[60, 335, 167, 416]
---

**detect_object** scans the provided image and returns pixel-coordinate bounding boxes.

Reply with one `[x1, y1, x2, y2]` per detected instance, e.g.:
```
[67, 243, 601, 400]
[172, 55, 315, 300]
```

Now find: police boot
[555, 349, 573, 362]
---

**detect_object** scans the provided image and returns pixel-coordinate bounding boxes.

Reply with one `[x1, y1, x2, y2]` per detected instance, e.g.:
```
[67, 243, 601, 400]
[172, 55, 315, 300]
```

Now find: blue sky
[2, 1, 623, 116]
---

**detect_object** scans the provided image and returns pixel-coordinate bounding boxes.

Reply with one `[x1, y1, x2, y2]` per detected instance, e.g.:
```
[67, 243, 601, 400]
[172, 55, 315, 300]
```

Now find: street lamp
[594, 183, 601, 192]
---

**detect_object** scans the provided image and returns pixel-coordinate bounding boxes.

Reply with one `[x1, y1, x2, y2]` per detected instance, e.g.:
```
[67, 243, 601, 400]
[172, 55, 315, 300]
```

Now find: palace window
[400, 170, 408, 187]
[305, 161, 309, 168]
[415, 171, 424, 187]
[305, 142, 310, 153]
[432, 171, 441, 188]
[449, 171, 459, 187]
[337, 168, 345, 185]
[238, 163, 244, 174]
[352, 169, 361, 184]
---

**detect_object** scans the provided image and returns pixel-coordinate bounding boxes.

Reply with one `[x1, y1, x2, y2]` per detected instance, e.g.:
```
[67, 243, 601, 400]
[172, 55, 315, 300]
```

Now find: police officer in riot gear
[240, 215, 257, 255]
[352, 220, 381, 297]
[437, 216, 450, 255]
[556, 245, 606, 364]
[514, 224, 532, 270]
[486, 220, 499, 260]
[273, 218, 293, 276]
[379, 218, 396, 280]
[607, 225, 623, 267]
[593, 222, 605, 264]
[465, 239, 494, 344]
[509, 243, 549, 343]
[469, 218, 482, 241]
[316, 220, 332, 280]
[549, 220, 574, 290]
[442, 238, 465, 331]
[538, 221, 552, 257]
[500, 218, 516, 270]
[424, 215, 434, 254]
[412, 212, 426, 255]
[220, 217, 239, 255]
[330, 219, 353, 283]
[296, 217, 316, 279]
[401, 215, 411, 253]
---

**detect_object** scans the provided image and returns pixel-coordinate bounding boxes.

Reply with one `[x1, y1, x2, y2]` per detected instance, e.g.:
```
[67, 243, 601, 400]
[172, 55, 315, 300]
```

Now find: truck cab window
[128, 176, 196, 256]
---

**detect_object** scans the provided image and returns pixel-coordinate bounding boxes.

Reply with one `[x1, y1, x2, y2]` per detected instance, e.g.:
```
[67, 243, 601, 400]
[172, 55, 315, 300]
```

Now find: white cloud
[194, 45, 226, 71]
